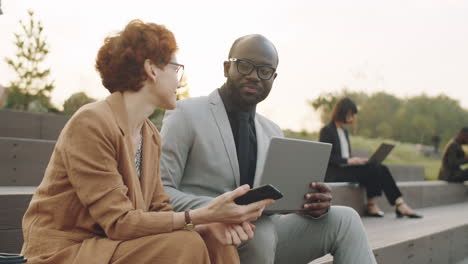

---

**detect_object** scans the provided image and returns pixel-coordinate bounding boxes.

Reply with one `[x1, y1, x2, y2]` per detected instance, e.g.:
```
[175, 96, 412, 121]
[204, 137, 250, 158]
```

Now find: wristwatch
[184, 210, 195, 231]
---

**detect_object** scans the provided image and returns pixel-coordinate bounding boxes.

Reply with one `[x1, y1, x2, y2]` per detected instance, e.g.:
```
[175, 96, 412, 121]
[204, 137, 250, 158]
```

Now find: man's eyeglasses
[168, 61, 184, 82]
[229, 58, 276, 80]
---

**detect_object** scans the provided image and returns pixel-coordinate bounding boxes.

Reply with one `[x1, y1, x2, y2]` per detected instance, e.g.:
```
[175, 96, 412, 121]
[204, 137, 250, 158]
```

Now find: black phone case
[234, 184, 283, 205]
[0, 253, 27, 263]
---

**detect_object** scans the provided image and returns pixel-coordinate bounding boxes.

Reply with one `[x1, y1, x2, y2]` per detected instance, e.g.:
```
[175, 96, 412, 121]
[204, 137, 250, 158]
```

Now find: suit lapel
[344, 128, 352, 155]
[105, 92, 145, 211]
[139, 121, 159, 210]
[208, 90, 240, 186]
[253, 118, 268, 187]
[330, 122, 342, 157]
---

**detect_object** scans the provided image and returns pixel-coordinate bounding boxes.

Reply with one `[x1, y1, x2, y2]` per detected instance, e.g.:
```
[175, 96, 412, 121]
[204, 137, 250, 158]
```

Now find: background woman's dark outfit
[319, 121, 402, 205]
[439, 139, 468, 182]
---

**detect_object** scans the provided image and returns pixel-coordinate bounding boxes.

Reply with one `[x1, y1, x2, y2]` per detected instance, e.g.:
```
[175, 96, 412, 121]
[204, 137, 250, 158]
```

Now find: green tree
[63, 92, 96, 116]
[393, 94, 468, 145]
[309, 88, 368, 129]
[355, 92, 401, 139]
[310, 90, 468, 145]
[4, 10, 56, 112]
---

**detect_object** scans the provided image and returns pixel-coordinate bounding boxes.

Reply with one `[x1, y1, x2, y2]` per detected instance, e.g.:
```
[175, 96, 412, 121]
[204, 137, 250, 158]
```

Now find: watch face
[184, 223, 195, 231]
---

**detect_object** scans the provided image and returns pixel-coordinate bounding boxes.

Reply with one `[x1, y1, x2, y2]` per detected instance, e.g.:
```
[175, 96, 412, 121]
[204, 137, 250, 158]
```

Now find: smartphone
[234, 184, 283, 205]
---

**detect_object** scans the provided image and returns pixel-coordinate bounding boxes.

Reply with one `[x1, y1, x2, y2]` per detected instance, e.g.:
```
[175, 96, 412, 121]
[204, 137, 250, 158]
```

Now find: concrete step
[0, 229, 23, 254]
[1, 183, 467, 255]
[330, 181, 468, 215]
[311, 202, 468, 264]
[0, 109, 68, 140]
[0, 137, 55, 186]
[456, 257, 468, 264]
[387, 164, 425, 182]
[0, 187, 35, 253]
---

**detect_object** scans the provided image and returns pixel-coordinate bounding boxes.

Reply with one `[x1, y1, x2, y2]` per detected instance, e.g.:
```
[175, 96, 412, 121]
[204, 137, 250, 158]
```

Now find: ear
[223, 61, 230, 78]
[272, 72, 278, 81]
[144, 59, 157, 80]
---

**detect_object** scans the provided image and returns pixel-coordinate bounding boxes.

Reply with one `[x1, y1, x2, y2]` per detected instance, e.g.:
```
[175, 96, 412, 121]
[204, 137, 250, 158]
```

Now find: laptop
[341, 143, 395, 167]
[257, 137, 332, 214]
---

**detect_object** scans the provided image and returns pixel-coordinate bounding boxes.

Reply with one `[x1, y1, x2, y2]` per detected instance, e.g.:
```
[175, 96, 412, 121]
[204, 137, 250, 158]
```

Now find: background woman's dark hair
[456, 127, 468, 141]
[331, 97, 358, 123]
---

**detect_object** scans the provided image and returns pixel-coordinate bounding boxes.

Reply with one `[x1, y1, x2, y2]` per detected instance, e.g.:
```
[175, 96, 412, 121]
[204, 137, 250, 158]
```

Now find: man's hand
[197, 222, 256, 246]
[348, 157, 368, 165]
[301, 182, 332, 217]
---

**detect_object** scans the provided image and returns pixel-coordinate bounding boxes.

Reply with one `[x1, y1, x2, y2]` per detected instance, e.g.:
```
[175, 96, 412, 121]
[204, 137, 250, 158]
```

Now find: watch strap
[184, 210, 192, 224]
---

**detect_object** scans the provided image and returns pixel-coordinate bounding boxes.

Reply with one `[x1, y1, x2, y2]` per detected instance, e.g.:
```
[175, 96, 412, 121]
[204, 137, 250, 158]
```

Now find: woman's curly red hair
[95, 20, 178, 93]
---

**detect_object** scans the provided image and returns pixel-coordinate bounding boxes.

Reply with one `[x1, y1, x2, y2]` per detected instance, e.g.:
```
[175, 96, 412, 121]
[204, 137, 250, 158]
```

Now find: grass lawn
[284, 130, 443, 181]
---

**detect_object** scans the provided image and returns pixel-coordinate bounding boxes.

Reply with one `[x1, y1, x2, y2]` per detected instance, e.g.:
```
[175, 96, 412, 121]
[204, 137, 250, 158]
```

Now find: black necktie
[237, 112, 250, 186]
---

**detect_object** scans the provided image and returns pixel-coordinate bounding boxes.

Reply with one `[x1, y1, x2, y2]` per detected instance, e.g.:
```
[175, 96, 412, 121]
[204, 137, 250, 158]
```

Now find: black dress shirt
[218, 88, 257, 187]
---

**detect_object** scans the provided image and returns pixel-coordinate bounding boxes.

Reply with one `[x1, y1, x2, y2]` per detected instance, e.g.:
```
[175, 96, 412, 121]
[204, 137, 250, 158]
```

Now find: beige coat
[21, 92, 235, 264]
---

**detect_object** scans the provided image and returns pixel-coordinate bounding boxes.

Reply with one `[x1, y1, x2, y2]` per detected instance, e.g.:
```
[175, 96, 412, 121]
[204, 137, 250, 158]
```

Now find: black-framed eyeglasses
[168, 61, 184, 82]
[229, 58, 276, 80]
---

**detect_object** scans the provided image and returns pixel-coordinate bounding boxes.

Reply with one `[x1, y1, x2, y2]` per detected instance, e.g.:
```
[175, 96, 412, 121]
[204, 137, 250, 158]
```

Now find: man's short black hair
[331, 97, 358, 123]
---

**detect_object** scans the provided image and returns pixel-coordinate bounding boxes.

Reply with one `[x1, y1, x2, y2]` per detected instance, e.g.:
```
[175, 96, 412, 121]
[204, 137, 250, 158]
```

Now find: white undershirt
[337, 127, 350, 159]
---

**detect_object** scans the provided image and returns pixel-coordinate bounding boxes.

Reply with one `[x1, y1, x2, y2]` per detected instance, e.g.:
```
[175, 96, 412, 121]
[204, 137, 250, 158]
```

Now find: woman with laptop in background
[319, 97, 422, 218]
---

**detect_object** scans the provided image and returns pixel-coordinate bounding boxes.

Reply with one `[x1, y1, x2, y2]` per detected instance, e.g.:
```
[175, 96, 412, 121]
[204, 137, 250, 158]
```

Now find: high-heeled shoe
[395, 202, 423, 218]
[365, 210, 384, 217]
[395, 208, 423, 218]
[365, 203, 384, 217]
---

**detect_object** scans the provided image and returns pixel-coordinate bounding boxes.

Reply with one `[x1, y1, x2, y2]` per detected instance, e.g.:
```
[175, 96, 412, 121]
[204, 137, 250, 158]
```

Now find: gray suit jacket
[160, 89, 283, 211]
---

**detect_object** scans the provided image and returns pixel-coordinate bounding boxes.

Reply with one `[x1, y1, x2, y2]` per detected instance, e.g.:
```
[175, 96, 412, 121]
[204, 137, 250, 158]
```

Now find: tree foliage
[63, 92, 96, 116]
[309, 88, 368, 126]
[4, 10, 56, 112]
[310, 90, 468, 146]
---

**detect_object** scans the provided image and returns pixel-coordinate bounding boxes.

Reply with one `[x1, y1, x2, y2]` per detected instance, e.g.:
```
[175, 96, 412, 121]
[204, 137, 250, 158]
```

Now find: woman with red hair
[20, 20, 272, 264]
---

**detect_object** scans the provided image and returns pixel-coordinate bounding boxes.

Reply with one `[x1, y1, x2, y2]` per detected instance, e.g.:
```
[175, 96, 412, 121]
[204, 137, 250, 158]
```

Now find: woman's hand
[192, 185, 274, 225]
[197, 222, 256, 246]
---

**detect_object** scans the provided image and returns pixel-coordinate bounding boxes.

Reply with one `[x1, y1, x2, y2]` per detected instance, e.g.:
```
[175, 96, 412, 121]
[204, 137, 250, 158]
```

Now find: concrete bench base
[387, 164, 425, 181]
[0, 187, 35, 253]
[311, 201, 468, 264]
[0, 229, 23, 254]
[329, 181, 468, 215]
[0, 137, 55, 186]
[0, 110, 68, 140]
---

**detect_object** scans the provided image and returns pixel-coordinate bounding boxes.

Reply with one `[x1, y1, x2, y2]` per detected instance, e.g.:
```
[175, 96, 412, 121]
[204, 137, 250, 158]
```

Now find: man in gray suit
[160, 34, 376, 264]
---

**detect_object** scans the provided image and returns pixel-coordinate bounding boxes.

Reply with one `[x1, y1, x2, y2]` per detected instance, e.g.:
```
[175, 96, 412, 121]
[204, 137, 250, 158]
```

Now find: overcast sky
[1, 0, 467, 131]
